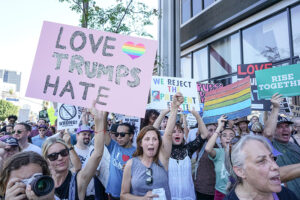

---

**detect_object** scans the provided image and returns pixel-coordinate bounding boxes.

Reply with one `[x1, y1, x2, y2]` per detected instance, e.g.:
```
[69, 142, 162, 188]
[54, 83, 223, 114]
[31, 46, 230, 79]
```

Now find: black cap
[277, 116, 293, 125]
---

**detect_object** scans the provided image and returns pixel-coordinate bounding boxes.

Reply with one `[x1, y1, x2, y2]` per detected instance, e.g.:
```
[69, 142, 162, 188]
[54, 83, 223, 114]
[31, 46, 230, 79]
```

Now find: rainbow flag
[202, 76, 251, 124]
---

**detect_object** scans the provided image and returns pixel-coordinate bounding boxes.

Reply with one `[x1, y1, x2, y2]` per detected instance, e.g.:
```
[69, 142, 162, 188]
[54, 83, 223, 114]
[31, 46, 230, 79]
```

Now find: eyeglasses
[114, 132, 130, 138]
[12, 130, 25, 135]
[146, 168, 153, 185]
[47, 148, 69, 161]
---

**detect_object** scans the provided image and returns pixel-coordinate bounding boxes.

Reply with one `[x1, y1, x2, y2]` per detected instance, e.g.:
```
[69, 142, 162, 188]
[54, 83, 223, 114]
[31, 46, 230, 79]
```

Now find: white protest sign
[18, 109, 30, 122]
[150, 76, 200, 112]
[57, 103, 83, 130]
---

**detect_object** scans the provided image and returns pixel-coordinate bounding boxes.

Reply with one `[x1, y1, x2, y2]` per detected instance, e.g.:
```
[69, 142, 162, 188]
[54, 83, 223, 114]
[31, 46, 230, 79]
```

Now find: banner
[18, 109, 30, 123]
[237, 62, 272, 111]
[57, 103, 83, 130]
[26, 21, 157, 118]
[256, 64, 300, 99]
[202, 77, 251, 124]
[149, 76, 200, 112]
[47, 107, 57, 126]
[197, 83, 223, 104]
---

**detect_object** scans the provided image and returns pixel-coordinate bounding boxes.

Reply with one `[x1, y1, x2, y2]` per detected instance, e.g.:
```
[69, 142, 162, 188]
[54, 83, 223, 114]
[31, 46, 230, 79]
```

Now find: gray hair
[225, 135, 272, 190]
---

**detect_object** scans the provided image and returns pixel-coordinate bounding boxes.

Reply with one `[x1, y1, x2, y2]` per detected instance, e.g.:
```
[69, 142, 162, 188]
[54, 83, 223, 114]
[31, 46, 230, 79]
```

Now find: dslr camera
[22, 173, 54, 196]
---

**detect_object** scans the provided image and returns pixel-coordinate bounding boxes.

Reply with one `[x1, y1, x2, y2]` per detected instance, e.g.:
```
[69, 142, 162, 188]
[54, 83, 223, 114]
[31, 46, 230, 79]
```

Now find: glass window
[210, 33, 240, 78]
[211, 75, 237, 87]
[193, 47, 208, 81]
[180, 54, 192, 78]
[291, 5, 300, 58]
[193, 0, 202, 16]
[204, 0, 215, 9]
[181, 0, 191, 24]
[243, 12, 289, 63]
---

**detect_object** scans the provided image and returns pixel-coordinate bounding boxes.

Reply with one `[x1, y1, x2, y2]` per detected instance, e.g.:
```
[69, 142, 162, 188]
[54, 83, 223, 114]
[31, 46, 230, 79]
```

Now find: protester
[224, 135, 298, 199]
[194, 122, 219, 200]
[0, 151, 55, 200]
[74, 125, 93, 164]
[120, 92, 184, 199]
[140, 109, 160, 129]
[0, 115, 17, 133]
[205, 115, 234, 200]
[42, 104, 106, 200]
[235, 117, 250, 136]
[290, 117, 300, 146]
[263, 93, 300, 199]
[13, 122, 42, 154]
[251, 122, 263, 135]
[153, 109, 170, 135]
[32, 125, 49, 148]
[0, 136, 21, 170]
[30, 119, 52, 138]
[104, 120, 136, 199]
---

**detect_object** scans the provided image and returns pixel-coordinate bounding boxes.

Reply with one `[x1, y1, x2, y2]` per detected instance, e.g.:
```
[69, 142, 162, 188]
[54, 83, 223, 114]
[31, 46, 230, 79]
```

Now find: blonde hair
[42, 137, 69, 159]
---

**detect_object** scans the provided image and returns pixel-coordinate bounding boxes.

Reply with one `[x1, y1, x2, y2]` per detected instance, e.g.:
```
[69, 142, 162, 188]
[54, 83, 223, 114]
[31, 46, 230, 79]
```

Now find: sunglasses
[114, 132, 130, 138]
[145, 168, 153, 185]
[12, 130, 24, 134]
[47, 148, 69, 161]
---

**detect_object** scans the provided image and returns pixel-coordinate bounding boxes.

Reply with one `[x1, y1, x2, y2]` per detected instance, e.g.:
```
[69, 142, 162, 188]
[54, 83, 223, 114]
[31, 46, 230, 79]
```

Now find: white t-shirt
[74, 145, 92, 164]
[23, 143, 42, 155]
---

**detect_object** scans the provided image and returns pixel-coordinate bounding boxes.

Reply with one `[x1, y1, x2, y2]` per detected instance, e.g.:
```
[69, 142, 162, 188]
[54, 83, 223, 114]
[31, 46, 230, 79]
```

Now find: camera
[22, 173, 54, 196]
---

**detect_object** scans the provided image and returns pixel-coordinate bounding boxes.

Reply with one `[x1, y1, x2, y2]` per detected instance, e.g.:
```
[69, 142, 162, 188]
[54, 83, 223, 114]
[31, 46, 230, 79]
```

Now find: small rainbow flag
[122, 42, 146, 59]
[202, 76, 251, 124]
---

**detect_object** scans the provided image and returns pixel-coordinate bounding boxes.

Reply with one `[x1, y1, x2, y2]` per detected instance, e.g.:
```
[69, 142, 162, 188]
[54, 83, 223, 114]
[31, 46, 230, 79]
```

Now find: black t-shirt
[224, 186, 299, 200]
[55, 171, 80, 200]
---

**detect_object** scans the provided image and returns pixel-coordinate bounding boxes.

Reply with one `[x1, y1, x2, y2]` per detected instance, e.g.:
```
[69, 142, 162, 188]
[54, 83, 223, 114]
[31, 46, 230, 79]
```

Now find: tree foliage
[58, 0, 158, 38]
[0, 100, 19, 121]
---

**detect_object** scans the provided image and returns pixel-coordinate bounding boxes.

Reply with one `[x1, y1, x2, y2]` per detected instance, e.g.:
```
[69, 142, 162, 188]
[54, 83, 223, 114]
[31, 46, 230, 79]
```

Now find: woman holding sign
[42, 102, 107, 200]
[120, 92, 184, 200]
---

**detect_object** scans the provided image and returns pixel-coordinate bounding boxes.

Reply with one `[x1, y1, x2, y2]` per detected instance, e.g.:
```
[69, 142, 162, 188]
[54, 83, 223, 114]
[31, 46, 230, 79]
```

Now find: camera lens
[31, 176, 54, 196]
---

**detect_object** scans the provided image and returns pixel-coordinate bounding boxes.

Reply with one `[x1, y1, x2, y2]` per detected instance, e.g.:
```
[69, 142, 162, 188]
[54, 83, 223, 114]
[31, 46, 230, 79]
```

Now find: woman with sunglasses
[205, 115, 235, 200]
[120, 92, 184, 200]
[224, 135, 298, 200]
[42, 103, 107, 200]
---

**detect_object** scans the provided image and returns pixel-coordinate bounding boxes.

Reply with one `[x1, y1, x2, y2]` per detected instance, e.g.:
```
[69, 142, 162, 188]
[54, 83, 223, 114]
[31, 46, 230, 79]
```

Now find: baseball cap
[76, 125, 93, 134]
[277, 116, 293, 125]
[0, 135, 19, 146]
[38, 124, 48, 129]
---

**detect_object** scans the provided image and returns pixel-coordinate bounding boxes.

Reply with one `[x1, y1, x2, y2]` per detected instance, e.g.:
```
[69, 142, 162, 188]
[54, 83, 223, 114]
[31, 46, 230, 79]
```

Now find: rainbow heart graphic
[122, 42, 146, 59]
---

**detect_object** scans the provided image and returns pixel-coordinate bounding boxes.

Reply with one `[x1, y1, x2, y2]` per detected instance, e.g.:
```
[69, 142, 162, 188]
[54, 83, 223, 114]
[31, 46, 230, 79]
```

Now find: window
[211, 75, 237, 86]
[204, 0, 215, 9]
[181, 0, 191, 24]
[3, 71, 8, 82]
[291, 5, 300, 58]
[180, 54, 192, 78]
[210, 33, 240, 78]
[193, 47, 208, 81]
[192, 0, 202, 16]
[243, 12, 289, 64]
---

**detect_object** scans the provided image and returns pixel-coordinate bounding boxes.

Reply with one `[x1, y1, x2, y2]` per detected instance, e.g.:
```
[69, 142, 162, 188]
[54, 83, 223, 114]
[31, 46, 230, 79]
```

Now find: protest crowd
[0, 91, 300, 200]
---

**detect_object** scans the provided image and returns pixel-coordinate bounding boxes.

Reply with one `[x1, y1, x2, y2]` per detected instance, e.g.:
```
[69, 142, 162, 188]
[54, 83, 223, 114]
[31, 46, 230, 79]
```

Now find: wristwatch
[69, 145, 74, 151]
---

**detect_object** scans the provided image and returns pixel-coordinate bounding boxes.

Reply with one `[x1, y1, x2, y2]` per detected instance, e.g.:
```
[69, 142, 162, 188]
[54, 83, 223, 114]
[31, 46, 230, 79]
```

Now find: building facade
[158, 0, 300, 105]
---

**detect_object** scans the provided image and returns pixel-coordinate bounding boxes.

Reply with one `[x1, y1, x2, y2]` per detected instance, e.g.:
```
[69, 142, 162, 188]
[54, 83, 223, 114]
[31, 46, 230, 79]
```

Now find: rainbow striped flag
[202, 76, 251, 124]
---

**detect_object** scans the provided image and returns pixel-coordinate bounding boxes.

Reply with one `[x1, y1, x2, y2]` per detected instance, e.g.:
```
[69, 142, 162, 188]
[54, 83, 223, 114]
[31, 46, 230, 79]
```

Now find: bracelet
[94, 130, 106, 134]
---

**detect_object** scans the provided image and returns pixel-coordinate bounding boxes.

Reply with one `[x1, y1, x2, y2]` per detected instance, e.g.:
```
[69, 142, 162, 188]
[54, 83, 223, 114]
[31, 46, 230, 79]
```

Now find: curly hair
[0, 151, 50, 196]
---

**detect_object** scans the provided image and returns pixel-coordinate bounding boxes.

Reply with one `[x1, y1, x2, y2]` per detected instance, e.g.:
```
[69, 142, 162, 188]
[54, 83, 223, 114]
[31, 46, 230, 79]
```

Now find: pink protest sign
[26, 21, 157, 118]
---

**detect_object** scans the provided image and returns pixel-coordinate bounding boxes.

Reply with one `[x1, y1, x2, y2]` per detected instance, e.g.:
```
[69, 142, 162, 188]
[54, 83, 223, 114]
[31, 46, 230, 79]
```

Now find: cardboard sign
[237, 62, 272, 111]
[39, 110, 49, 121]
[57, 103, 83, 130]
[26, 21, 157, 118]
[149, 76, 200, 112]
[279, 98, 292, 116]
[197, 83, 223, 103]
[202, 77, 251, 124]
[18, 109, 30, 123]
[256, 64, 300, 99]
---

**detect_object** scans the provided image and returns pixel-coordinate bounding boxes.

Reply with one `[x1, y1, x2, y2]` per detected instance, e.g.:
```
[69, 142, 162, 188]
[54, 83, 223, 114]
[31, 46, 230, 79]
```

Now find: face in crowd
[141, 130, 160, 157]
[148, 113, 158, 126]
[160, 117, 168, 130]
[274, 122, 292, 143]
[251, 116, 259, 124]
[293, 119, 300, 133]
[115, 125, 133, 147]
[46, 143, 70, 173]
[12, 124, 30, 144]
[172, 124, 184, 145]
[38, 119, 46, 127]
[77, 131, 92, 146]
[238, 122, 248, 133]
[38, 127, 47, 138]
[220, 129, 235, 148]
[206, 124, 217, 139]
[234, 139, 281, 194]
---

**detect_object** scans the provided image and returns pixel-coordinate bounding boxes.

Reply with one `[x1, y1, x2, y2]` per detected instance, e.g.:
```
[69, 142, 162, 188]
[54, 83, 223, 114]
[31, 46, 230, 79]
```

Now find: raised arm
[159, 92, 184, 169]
[263, 93, 281, 140]
[77, 103, 107, 200]
[153, 109, 170, 129]
[279, 163, 300, 183]
[182, 114, 189, 139]
[62, 130, 81, 172]
[190, 108, 208, 139]
[205, 115, 225, 158]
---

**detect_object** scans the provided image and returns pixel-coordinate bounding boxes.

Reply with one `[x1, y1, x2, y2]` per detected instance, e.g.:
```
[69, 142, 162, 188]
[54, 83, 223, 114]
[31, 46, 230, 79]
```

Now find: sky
[0, 0, 157, 113]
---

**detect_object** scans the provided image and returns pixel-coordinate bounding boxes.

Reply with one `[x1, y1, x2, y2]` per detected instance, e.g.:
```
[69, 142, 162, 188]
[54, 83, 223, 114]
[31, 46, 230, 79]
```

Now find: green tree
[0, 100, 19, 121]
[58, 0, 158, 38]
